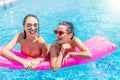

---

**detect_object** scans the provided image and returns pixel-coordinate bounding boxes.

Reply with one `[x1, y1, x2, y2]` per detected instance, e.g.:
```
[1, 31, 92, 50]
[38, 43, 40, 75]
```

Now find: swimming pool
[0, 0, 120, 80]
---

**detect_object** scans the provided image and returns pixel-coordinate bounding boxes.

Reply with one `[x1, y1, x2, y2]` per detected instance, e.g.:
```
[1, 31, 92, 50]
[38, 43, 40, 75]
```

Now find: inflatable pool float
[0, 36, 117, 70]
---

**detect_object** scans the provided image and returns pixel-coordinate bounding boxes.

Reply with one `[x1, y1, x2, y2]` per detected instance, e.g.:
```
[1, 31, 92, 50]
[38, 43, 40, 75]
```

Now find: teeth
[58, 38, 62, 40]
[29, 30, 36, 35]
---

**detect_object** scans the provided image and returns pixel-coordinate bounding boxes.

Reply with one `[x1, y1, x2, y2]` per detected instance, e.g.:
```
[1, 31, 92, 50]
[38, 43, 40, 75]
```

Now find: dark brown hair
[58, 21, 74, 39]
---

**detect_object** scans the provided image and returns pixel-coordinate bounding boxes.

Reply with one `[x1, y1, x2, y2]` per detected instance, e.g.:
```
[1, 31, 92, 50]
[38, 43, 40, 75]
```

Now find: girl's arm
[69, 37, 92, 59]
[1, 33, 31, 69]
[50, 44, 64, 71]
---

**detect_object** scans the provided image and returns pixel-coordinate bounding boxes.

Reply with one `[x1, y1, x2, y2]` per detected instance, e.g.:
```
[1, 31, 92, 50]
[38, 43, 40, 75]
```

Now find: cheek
[24, 28, 30, 34]
[24, 26, 28, 31]
[63, 36, 69, 42]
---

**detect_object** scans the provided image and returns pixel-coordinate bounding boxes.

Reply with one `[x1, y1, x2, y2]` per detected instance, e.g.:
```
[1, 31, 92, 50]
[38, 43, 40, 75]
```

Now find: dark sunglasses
[26, 23, 38, 30]
[54, 30, 67, 36]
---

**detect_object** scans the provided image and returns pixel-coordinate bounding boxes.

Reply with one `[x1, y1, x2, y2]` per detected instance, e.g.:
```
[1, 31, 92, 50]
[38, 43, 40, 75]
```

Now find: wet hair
[58, 21, 74, 39]
[23, 14, 39, 39]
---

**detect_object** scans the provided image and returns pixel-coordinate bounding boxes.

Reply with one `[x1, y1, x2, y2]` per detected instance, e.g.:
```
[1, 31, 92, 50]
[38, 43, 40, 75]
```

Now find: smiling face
[24, 16, 39, 37]
[55, 25, 72, 44]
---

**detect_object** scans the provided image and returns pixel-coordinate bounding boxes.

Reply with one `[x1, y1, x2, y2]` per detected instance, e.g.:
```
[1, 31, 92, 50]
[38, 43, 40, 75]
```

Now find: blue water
[0, 0, 120, 80]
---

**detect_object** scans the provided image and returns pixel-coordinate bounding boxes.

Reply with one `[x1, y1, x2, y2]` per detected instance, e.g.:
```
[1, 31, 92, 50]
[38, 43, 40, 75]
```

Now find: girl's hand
[30, 58, 44, 69]
[60, 43, 72, 54]
[61, 43, 72, 50]
[22, 60, 33, 70]
[63, 52, 70, 64]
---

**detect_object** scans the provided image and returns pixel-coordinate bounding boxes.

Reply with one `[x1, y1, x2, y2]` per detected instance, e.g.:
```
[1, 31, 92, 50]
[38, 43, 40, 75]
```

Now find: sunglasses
[26, 23, 38, 30]
[54, 30, 67, 36]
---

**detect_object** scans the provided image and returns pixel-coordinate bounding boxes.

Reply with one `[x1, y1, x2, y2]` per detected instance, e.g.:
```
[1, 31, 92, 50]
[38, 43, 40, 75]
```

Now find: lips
[58, 37, 63, 41]
[29, 30, 37, 35]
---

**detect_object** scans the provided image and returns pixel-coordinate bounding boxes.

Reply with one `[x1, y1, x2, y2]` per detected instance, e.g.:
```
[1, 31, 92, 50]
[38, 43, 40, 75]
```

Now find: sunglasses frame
[26, 23, 38, 30]
[54, 30, 67, 36]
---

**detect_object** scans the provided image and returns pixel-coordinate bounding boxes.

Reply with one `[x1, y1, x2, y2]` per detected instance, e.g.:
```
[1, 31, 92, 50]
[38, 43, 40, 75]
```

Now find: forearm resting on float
[1, 33, 26, 64]
[72, 37, 92, 58]
[1, 49, 26, 64]
[68, 50, 92, 59]
[51, 53, 63, 71]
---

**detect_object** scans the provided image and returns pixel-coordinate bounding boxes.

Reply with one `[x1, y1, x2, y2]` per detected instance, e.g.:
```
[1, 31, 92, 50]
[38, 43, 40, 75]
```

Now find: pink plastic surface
[0, 36, 117, 70]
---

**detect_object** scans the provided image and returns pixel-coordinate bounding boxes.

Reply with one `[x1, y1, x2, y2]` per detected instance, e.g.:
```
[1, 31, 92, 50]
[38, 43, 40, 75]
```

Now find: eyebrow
[26, 23, 38, 24]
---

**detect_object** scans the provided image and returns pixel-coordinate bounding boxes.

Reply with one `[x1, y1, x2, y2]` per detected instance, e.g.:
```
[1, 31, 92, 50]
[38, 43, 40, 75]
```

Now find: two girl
[1, 14, 92, 71]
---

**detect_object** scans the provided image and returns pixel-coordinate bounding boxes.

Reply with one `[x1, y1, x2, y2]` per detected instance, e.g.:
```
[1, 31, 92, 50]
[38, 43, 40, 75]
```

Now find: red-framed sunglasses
[54, 30, 67, 36]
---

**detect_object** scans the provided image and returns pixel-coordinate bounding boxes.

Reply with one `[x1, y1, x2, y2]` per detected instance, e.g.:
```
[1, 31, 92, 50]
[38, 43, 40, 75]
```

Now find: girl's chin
[28, 33, 38, 37]
[29, 32, 37, 36]
[57, 40, 65, 45]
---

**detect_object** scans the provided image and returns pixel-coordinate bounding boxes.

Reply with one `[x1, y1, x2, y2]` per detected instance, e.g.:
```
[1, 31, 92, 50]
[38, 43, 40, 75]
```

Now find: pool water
[0, 0, 120, 80]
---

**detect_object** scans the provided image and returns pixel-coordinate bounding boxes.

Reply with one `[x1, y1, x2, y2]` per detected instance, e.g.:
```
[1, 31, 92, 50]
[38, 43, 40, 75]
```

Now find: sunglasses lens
[27, 26, 32, 30]
[34, 23, 38, 28]
[27, 23, 32, 30]
[26, 23, 38, 30]
[54, 30, 65, 36]
[59, 31, 64, 36]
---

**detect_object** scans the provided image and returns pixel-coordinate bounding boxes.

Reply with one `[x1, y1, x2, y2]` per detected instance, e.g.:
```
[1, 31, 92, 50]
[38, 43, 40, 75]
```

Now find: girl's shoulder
[15, 32, 24, 42]
[71, 37, 81, 43]
[38, 35, 46, 43]
[51, 42, 59, 48]
[18, 32, 24, 37]
[71, 37, 82, 47]
[37, 36, 48, 48]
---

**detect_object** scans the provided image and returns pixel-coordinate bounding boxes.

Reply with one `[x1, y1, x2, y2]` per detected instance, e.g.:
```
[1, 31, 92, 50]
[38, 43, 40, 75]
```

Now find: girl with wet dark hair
[1, 14, 48, 70]
[50, 21, 92, 71]
[23, 14, 39, 39]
